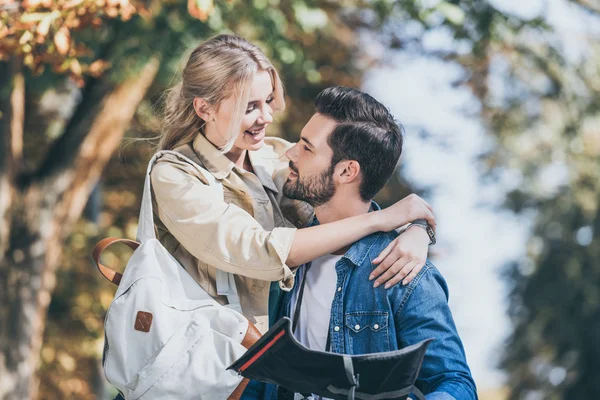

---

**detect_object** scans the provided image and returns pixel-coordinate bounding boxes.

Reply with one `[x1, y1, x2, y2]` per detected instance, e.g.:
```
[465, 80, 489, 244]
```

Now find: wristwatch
[405, 220, 436, 245]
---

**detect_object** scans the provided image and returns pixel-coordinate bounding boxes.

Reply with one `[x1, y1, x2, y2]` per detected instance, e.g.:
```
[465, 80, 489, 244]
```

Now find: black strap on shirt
[291, 261, 332, 352]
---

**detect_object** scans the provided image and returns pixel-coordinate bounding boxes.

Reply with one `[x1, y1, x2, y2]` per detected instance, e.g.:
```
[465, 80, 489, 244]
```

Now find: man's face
[283, 113, 338, 207]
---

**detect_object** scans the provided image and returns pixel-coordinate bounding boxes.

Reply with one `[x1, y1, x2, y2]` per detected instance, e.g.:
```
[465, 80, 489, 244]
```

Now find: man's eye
[303, 145, 311, 153]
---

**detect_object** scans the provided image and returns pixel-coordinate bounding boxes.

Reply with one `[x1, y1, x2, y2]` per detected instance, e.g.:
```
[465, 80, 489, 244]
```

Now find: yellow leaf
[19, 30, 33, 45]
[20, 12, 49, 23]
[54, 25, 70, 55]
[57, 352, 76, 372]
[89, 59, 109, 77]
[63, 0, 84, 8]
[35, 14, 53, 38]
[188, 0, 214, 22]
[70, 58, 81, 75]
[22, 0, 44, 9]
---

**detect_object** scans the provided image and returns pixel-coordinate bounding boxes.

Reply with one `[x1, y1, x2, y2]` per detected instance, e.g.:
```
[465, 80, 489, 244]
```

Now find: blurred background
[1, 0, 599, 399]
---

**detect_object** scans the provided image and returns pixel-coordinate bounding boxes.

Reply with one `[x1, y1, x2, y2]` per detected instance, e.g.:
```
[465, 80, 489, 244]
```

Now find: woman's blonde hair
[159, 34, 285, 152]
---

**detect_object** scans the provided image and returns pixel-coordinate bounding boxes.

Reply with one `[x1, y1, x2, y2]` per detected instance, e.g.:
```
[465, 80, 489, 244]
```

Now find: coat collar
[192, 133, 279, 193]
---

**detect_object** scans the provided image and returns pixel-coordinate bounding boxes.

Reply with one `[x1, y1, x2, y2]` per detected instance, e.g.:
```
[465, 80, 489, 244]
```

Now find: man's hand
[370, 225, 430, 288]
[377, 194, 436, 233]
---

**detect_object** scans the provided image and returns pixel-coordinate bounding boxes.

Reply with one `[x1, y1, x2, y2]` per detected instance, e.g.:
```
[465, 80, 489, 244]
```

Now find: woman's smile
[244, 126, 266, 141]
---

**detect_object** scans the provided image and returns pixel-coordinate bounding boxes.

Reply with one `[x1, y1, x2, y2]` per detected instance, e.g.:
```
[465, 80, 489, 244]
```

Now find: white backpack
[92, 151, 258, 399]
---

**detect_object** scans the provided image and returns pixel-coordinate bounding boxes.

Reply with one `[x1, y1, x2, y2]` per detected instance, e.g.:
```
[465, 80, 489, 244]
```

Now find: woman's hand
[370, 224, 431, 289]
[377, 194, 436, 233]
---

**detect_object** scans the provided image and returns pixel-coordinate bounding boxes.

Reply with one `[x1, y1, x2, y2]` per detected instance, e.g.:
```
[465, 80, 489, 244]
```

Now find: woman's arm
[286, 194, 434, 266]
[151, 162, 434, 286]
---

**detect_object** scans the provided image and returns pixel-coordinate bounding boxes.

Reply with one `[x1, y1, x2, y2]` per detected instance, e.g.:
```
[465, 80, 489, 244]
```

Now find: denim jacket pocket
[344, 311, 390, 354]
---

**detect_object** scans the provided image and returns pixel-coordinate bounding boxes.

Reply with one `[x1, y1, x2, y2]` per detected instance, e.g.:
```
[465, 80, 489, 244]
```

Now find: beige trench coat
[150, 133, 313, 333]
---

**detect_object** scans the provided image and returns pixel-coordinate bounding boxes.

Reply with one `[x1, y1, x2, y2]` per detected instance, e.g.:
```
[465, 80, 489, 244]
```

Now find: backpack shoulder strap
[169, 144, 241, 314]
[172, 144, 222, 194]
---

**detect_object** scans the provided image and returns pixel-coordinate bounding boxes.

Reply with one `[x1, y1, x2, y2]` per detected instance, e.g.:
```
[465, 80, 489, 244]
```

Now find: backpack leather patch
[134, 311, 153, 332]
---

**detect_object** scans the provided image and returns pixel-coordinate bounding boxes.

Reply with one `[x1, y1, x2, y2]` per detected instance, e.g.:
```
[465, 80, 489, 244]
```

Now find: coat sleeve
[150, 160, 297, 283]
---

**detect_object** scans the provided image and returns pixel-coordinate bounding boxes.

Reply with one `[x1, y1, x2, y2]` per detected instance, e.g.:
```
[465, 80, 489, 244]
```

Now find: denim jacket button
[334, 326, 340, 332]
[337, 287, 342, 292]
[374, 324, 379, 330]
[355, 324, 360, 330]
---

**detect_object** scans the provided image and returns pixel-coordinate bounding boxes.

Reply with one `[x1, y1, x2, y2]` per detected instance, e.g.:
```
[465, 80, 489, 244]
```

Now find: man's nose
[285, 144, 298, 161]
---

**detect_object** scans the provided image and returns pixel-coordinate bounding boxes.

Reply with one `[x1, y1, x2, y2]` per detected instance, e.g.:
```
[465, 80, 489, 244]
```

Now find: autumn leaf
[63, 0, 84, 8]
[187, 0, 214, 22]
[70, 57, 82, 75]
[54, 25, 70, 55]
[88, 59, 110, 77]
[35, 11, 60, 41]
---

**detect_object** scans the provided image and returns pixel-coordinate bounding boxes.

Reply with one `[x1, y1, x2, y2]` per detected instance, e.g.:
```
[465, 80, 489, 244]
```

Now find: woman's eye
[266, 97, 275, 104]
[245, 105, 256, 114]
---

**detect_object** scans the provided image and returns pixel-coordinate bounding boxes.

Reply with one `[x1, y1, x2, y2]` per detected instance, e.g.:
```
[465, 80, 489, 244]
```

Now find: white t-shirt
[291, 253, 343, 351]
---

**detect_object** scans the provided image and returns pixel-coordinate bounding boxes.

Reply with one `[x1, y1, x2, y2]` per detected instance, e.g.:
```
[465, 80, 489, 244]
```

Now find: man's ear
[193, 98, 214, 122]
[335, 160, 361, 183]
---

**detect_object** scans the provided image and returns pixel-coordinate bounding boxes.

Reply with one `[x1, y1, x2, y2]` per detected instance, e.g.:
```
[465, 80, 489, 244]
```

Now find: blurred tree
[377, 0, 600, 397]
[1, 1, 161, 399]
[0, 0, 403, 399]
[7, 0, 597, 398]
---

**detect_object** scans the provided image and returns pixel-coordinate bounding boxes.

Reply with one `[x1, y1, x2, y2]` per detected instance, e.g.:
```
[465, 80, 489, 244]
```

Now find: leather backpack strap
[92, 238, 140, 285]
[228, 321, 263, 400]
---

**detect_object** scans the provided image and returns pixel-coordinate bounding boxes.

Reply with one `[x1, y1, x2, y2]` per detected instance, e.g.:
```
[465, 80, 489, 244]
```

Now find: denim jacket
[273, 203, 478, 400]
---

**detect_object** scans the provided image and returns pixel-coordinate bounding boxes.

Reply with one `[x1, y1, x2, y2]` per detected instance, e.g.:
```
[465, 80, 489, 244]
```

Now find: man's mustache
[288, 161, 299, 174]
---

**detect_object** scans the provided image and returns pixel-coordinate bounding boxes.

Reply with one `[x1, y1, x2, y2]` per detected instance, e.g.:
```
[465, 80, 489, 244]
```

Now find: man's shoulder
[402, 260, 449, 303]
[368, 230, 399, 254]
[344, 230, 398, 268]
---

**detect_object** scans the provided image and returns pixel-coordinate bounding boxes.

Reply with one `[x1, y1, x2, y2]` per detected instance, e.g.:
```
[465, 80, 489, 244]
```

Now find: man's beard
[283, 162, 336, 207]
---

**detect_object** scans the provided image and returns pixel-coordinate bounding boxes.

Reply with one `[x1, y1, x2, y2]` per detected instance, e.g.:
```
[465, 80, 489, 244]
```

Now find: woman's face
[208, 70, 275, 153]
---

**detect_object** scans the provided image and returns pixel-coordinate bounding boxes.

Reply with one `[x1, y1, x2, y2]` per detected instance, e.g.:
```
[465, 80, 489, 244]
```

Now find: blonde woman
[148, 34, 435, 398]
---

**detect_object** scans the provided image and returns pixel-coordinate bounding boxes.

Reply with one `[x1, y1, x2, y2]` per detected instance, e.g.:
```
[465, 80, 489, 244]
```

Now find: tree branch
[49, 56, 161, 232]
[30, 74, 114, 184]
[0, 58, 24, 261]
[569, 0, 600, 16]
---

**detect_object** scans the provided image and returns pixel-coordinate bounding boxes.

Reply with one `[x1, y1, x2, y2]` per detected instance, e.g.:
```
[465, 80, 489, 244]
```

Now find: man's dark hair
[314, 86, 404, 201]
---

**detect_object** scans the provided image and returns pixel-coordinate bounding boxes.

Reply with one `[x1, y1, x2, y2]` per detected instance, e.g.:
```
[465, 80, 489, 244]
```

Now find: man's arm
[393, 262, 478, 400]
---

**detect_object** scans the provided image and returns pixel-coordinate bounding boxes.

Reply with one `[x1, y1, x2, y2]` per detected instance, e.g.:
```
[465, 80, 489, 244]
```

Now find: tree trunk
[0, 56, 159, 400]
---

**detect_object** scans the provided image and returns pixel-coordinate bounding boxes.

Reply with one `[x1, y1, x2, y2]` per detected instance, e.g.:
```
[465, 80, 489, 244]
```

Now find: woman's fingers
[369, 238, 400, 286]
[383, 260, 419, 289]
[423, 210, 436, 233]
[402, 260, 425, 285]
[370, 239, 395, 270]
[372, 255, 410, 288]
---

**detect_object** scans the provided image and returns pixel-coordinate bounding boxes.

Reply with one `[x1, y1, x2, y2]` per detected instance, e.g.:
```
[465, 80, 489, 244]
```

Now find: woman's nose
[258, 104, 273, 124]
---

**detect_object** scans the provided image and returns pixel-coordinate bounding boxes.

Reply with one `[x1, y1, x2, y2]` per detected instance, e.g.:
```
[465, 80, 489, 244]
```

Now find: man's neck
[314, 195, 371, 255]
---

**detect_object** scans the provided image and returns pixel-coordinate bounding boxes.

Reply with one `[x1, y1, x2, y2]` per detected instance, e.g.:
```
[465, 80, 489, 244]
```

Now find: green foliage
[16, 0, 600, 398]
[395, 1, 600, 397]
[25, 0, 398, 398]
[350, 1, 600, 396]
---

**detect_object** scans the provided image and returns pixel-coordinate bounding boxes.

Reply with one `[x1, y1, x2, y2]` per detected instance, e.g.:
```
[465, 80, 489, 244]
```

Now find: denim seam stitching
[394, 264, 433, 318]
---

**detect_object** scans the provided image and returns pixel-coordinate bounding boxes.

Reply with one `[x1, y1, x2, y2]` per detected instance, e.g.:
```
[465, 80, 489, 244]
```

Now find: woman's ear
[193, 98, 213, 122]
